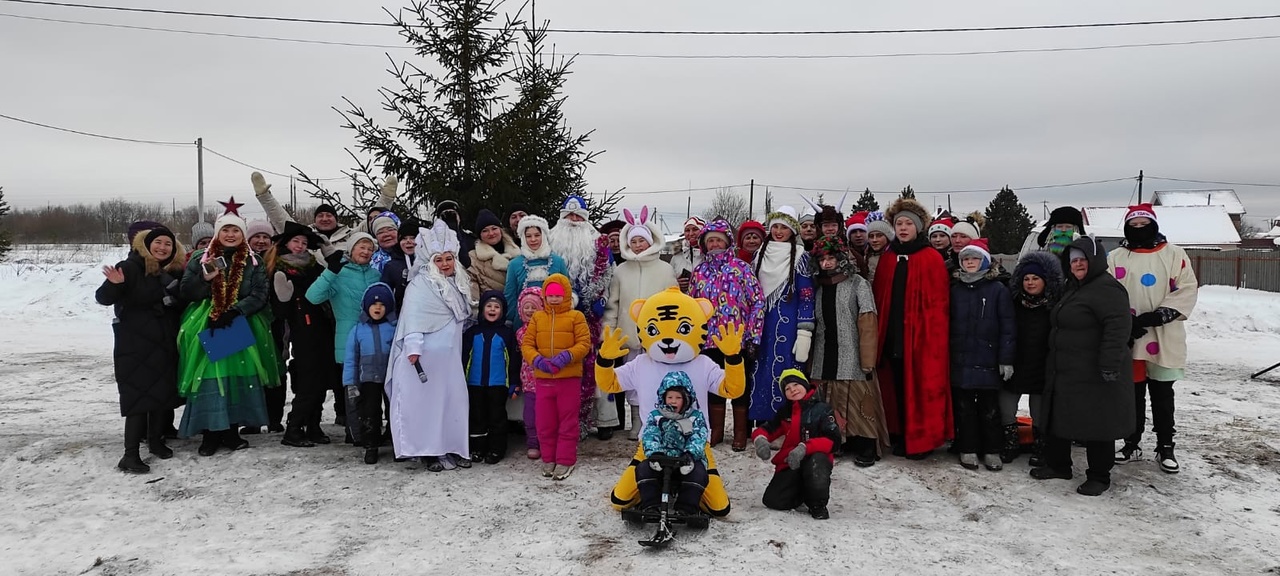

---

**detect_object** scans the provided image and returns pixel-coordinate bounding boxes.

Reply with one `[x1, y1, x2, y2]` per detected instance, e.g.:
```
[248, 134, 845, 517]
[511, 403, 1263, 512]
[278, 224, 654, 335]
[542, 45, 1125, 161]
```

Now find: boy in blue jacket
[949, 239, 1016, 472]
[343, 282, 398, 464]
[637, 371, 710, 515]
[463, 290, 522, 464]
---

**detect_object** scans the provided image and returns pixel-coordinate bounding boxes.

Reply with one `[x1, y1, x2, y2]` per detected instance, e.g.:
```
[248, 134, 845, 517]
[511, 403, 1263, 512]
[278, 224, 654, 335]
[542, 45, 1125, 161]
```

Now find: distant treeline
[8, 199, 315, 245]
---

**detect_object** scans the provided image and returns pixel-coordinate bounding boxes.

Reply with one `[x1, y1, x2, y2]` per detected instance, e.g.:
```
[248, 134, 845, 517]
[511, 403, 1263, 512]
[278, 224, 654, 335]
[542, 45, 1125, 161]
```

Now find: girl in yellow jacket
[521, 274, 592, 481]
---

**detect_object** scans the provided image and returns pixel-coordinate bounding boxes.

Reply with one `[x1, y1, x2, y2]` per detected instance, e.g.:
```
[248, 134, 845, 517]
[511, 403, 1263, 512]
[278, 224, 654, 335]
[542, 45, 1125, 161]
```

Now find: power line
[1146, 175, 1280, 188]
[7, 12, 1279, 59]
[4, 0, 1280, 35]
[0, 112, 192, 146]
[761, 176, 1134, 195]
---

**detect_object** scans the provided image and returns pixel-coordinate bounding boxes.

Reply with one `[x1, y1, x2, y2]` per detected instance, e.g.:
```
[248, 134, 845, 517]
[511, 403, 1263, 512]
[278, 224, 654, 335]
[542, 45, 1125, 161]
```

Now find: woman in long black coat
[95, 227, 187, 473]
[1033, 236, 1135, 496]
[1000, 250, 1063, 465]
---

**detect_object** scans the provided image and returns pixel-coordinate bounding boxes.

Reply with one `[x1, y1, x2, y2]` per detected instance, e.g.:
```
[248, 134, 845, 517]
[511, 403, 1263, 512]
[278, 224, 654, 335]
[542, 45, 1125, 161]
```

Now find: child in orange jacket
[520, 274, 592, 481]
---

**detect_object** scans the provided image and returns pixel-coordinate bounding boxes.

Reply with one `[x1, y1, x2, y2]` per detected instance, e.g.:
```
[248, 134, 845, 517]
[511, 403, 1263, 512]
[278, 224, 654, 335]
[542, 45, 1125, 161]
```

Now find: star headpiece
[218, 196, 245, 217]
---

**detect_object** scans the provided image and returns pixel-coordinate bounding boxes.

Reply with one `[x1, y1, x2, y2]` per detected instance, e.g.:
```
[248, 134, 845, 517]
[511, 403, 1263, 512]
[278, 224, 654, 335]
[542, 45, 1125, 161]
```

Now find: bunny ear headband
[623, 206, 651, 226]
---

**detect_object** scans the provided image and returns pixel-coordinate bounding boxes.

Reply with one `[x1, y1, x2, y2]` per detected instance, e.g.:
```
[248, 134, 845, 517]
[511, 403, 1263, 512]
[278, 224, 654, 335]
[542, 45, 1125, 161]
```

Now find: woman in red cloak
[872, 197, 952, 458]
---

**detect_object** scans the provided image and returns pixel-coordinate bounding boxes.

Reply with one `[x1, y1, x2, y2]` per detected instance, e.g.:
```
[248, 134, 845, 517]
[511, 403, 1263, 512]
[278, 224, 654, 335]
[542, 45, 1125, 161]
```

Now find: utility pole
[1137, 170, 1144, 204]
[686, 195, 691, 221]
[196, 137, 205, 222]
[749, 179, 755, 220]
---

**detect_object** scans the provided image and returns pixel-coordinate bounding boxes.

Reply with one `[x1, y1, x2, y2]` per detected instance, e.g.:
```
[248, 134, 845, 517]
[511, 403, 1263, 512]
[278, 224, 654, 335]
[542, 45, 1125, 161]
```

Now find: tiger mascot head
[629, 287, 713, 365]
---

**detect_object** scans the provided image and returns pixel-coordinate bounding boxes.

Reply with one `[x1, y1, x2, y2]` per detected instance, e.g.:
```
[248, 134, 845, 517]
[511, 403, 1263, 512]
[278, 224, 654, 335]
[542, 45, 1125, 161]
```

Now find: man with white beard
[548, 195, 620, 440]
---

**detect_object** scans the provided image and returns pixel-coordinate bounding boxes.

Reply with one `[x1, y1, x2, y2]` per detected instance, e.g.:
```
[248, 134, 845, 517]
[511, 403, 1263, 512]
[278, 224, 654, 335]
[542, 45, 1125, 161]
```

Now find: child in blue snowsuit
[636, 371, 711, 515]
[343, 282, 397, 464]
[463, 290, 522, 464]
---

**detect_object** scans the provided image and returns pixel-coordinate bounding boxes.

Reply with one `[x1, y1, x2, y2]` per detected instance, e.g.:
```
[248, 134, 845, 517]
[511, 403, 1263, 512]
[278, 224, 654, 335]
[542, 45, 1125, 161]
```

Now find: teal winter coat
[306, 259, 382, 363]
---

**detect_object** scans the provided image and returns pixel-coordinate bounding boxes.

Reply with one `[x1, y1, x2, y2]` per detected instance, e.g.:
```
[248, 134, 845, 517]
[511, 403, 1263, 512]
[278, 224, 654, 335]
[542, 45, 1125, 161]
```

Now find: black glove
[1134, 311, 1164, 328]
[209, 308, 240, 330]
[325, 250, 346, 274]
[1129, 320, 1149, 342]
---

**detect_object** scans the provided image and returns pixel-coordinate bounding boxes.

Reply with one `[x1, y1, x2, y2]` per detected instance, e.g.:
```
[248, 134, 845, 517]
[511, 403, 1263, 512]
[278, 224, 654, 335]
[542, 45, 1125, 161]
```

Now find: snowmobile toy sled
[622, 453, 711, 548]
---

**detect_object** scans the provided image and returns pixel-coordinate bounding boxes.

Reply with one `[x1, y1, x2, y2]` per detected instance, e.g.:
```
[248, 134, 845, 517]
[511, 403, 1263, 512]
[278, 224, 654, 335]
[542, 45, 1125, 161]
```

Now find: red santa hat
[928, 218, 954, 237]
[957, 238, 992, 269]
[1125, 203, 1157, 222]
[845, 212, 868, 235]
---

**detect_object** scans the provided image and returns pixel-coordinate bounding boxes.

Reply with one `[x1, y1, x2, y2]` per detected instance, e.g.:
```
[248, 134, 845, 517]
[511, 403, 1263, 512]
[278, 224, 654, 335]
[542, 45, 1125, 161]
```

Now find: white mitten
[679, 462, 694, 476]
[648, 459, 662, 472]
[793, 329, 813, 363]
[273, 271, 294, 302]
[250, 171, 272, 196]
[382, 175, 399, 199]
[999, 365, 1014, 381]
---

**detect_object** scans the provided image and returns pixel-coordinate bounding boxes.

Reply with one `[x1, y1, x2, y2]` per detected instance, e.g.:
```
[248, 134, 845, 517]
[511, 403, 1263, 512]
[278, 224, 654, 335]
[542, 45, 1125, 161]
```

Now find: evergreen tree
[300, 0, 608, 225]
[854, 187, 879, 212]
[900, 185, 916, 199]
[0, 187, 10, 260]
[983, 186, 1036, 254]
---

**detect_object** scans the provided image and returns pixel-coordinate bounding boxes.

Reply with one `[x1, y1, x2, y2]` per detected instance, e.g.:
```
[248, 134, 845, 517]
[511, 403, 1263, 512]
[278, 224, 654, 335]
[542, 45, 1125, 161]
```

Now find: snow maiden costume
[176, 198, 281, 455]
[385, 219, 473, 470]
[503, 215, 568, 328]
[749, 206, 815, 423]
[596, 287, 747, 517]
[1108, 204, 1199, 474]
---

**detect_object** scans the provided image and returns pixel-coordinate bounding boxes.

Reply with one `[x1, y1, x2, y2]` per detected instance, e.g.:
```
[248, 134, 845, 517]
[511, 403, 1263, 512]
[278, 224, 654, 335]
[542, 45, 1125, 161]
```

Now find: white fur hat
[517, 214, 550, 240]
[766, 205, 801, 234]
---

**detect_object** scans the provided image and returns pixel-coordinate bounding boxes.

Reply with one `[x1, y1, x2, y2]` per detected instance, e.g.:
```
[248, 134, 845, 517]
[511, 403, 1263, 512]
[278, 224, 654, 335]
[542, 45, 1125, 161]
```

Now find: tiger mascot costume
[597, 287, 746, 517]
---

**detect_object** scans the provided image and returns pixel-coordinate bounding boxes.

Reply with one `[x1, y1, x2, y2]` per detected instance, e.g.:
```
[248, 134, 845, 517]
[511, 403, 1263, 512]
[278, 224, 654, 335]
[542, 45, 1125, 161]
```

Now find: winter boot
[268, 422, 285, 433]
[1076, 479, 1111, 496]
[198, 432, 220, 457]
[118, 416, 150, 473]
[708, 404, 726, 447]
[731, 405, 750, 452]
[1028, 428, 1045, 467]
[983, 454, 1003, 471]
[552, 464, 576, 481]
[221, 428, 249, 451]
[146, 412, 174, 460]
[305, 421, 332, 445]
[809, 506, 830, 520]
[1000, 424, 1020, 463]
[281, 418, 315, 448]
[959, 453, 980, 470]
[541, 461, 556, 478]
[1156, 443, 1180, 474]
[1030, 466, 1072, 480]
[628, 405, 641, 441]
[239, 425, 262, 435]
[1115, 442, 1142, 464]
[364, 446, 379, 465]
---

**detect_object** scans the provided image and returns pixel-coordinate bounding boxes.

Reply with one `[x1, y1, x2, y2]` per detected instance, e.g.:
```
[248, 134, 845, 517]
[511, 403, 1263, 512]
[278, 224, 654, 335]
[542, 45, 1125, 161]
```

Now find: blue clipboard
[198, 315, 255, 363]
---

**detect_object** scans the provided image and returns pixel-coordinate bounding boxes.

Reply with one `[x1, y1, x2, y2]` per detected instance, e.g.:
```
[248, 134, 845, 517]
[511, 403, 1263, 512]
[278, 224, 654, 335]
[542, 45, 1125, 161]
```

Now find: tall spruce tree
[983, 186, 1035, 254]
[300, 0, 609, 225]
[0, 187, 11, 260]
[854, 187, 879, 212]
[900, 185, 916, 199]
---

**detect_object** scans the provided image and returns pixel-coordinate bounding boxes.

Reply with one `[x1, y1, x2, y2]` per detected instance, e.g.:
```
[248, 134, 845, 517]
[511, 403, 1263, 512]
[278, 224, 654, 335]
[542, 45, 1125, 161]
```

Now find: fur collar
[474, 232, 521, 271]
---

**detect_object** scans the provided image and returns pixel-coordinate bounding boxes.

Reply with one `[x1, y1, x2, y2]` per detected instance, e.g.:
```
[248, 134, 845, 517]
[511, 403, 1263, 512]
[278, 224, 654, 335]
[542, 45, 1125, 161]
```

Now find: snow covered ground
[2, 245, 1280, 575]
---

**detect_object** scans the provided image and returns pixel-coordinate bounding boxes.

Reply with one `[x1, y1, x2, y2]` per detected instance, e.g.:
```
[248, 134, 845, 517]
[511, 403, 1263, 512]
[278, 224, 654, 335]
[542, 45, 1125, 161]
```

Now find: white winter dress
[385, 267, 472, 459]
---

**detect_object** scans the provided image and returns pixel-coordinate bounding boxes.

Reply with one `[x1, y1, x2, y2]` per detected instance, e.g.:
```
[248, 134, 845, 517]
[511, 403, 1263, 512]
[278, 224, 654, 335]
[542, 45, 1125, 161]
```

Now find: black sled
[622, 454, 710, 548]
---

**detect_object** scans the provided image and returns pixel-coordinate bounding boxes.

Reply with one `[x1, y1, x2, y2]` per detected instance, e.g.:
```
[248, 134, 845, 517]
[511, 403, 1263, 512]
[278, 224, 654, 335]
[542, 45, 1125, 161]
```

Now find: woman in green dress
[177, 199, 281, 456]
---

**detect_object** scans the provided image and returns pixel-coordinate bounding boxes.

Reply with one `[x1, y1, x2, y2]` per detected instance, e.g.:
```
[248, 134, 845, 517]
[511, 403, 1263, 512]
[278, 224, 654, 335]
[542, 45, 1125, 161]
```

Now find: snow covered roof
[1082, 205, 1241, 246]
[1152, 189, 1245, 215]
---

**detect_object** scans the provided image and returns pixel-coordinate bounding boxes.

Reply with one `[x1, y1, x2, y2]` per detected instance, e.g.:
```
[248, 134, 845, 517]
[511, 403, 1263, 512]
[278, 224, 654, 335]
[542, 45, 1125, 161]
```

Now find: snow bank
[0, 244, 125, 321]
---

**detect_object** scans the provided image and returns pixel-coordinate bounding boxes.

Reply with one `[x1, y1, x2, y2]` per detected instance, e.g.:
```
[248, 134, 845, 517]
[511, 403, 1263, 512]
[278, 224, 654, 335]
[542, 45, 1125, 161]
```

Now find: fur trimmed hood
[886, 197, 931, 234]
[131, 230, 187, 276]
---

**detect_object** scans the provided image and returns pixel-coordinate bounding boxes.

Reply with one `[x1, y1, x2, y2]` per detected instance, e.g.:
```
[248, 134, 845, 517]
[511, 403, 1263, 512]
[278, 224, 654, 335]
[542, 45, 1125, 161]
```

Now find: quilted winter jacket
[949, 269, 1017, 390]
[520, 274, 591, 379]
[305, 258, 382, 363]
[343, 319, 396, 386]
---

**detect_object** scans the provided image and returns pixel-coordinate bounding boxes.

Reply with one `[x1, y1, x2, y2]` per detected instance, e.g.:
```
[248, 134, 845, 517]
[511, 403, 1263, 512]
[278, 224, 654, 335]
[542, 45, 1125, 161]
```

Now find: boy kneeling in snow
[752, 369, 841, 520]
[636, 372, 710, 515]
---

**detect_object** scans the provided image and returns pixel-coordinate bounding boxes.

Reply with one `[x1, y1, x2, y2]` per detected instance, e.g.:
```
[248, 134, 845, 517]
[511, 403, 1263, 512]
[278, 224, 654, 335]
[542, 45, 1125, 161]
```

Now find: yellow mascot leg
[700, 447, 731, 517]
[610, 444, 643, 510]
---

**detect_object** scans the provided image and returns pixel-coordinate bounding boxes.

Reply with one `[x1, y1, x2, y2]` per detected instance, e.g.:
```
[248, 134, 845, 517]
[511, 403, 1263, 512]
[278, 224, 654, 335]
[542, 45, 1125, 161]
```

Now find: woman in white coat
[386, 219, 474, 472]
[602, 207, 678, 439]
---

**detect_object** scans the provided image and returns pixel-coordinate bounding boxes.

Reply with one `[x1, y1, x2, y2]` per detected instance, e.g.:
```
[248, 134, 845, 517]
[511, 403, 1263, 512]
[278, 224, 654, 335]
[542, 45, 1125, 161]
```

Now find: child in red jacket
[751, 369, 842, 520]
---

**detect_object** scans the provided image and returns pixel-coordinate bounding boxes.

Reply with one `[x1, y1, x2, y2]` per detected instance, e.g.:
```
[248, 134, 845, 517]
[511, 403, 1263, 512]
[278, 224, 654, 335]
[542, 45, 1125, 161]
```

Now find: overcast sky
[2, 0, 1278, 233]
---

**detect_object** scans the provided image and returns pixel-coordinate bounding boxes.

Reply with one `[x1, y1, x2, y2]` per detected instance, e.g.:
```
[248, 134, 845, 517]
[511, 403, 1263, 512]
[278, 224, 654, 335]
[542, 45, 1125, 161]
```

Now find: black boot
[147, 411, 173, 460]
[1000, 424, 1021, 464]
[239, 425, 262, 435]
[305, 420, 332, 445]
[281, 417, 315, 448]
[364, 446, 379, 465]
[118, 415, 150, 473]
[198, 432, 220, 456]
[221, 428, 249, 451]
[1028, 428, 1045, 467]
